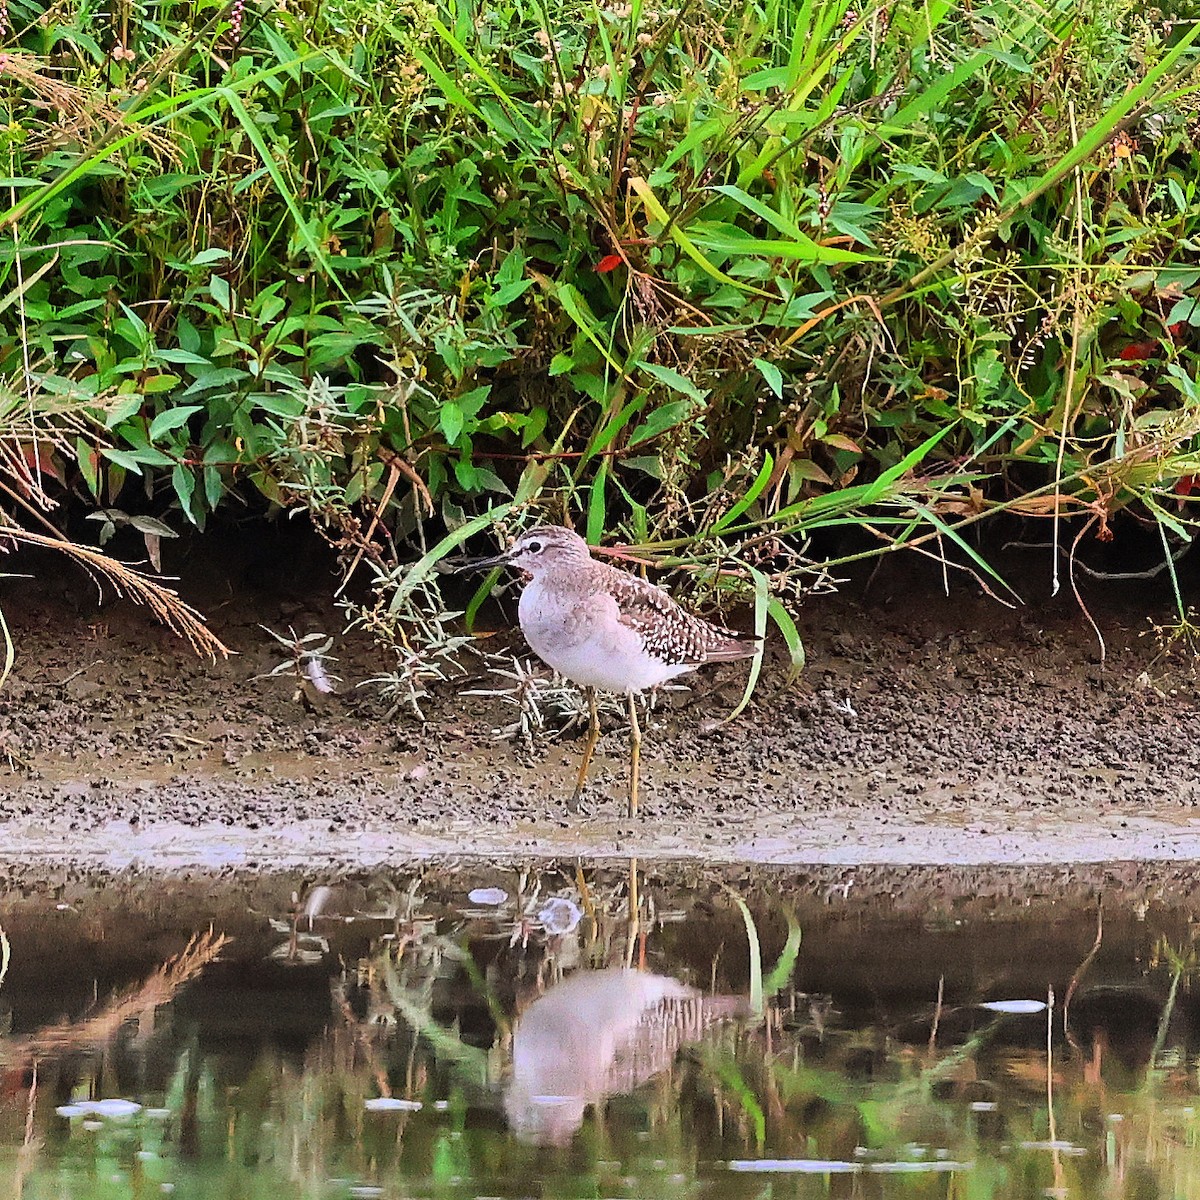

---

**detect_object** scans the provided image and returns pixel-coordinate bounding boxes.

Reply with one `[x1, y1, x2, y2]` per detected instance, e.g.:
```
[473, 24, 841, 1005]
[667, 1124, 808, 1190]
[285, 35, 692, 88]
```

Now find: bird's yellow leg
[625, 856, 640, 966]
[569, 686, 600, 813]
[574, 860, 597, 922]
[627, 692, 641, 819]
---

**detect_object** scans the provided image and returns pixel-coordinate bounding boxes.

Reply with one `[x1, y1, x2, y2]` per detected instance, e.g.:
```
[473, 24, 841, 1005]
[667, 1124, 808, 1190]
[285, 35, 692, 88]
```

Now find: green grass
[2, 0, 1200, 657]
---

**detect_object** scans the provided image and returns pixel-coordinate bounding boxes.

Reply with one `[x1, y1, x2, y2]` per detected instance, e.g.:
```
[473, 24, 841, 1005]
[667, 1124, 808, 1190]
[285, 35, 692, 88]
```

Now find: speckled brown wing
[601, 564, 759, 667]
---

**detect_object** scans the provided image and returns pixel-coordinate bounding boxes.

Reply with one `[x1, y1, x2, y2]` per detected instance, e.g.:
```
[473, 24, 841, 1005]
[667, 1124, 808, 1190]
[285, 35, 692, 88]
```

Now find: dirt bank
[4, 530, 1200, 869]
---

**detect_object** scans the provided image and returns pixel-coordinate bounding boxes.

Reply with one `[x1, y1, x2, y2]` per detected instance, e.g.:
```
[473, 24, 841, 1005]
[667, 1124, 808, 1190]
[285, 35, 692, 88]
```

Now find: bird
[458, 524, 760, 817]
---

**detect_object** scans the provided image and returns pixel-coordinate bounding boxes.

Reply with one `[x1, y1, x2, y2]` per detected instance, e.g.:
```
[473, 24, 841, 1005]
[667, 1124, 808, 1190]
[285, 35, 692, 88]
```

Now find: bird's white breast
[518, 577, 693, 693]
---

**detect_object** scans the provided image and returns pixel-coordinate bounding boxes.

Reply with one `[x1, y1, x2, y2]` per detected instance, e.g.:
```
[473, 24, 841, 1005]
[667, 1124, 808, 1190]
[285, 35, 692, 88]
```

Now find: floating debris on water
[57, 1099, 143, 1120]
[1018, 1141, 1087, 1154]
[729, 1160, 862, 1173]
[868, 1160, 974, 1173]
[538, 896, 582, 934]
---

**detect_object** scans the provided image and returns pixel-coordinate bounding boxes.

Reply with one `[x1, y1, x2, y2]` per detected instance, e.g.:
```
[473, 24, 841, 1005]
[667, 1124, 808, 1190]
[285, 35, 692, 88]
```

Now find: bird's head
[456, 525, 592, 576]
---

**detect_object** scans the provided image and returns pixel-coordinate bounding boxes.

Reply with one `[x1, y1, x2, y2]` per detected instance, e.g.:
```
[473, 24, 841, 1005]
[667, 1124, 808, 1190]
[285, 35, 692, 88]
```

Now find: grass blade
[763, 908, 802, 1000]
[722, 884, 763, 1017]
[387, 504, 514, 613]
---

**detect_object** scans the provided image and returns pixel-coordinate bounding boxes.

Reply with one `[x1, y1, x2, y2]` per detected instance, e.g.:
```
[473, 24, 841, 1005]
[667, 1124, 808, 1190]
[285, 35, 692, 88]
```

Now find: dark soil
[4, 524, 1200, 868]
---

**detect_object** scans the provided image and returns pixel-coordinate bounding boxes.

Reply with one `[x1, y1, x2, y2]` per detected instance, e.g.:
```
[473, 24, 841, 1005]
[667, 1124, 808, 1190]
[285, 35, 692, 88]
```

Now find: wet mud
[4, 532, 1200, 869]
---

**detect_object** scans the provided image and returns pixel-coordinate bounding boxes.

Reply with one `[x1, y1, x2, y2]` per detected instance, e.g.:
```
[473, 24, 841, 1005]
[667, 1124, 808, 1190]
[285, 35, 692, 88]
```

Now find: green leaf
[0, 251, 60, 318]
[557, 283, 624, 375]
[629, 176, 774, 298]
[1167, 177, 1188, 213]
[521, 407, 548, 448]
[409, 46, 485, 118]
[149, 405, 203, 441]
[387, 504, 514, 613]
[75, 438, 100, 495]
[155, 348, 213, 365]
[441, 400, 465, 444]
[171, 463, 198, 524]
[103, 395, 144, 428]
[191, 247, 231, 266]
[587, 461, 609, 545]
[204, 465, 224, 510]
[661, 116, 725, 170]
[582, 391, 649, 464]
[254, 393, 306, 418]
[767, 597, 805, 677]
[208, 273, 232, 312]
[181, 369, 247, 397]
[859, 424, 955, 506]
[426, 17, 548, 150]
[639, 361, 707, 401]
[491, 278, 533, 305]
[218, 88, 353, 303]
[911, 502, 1018, 599]
[470, 466, 511, 495]
[708, 183, 814, 246]
[140, 374, 181, 394]
[457, 385, 491, 417]
[629, 399, 691, 445]
[691, 226, 877, 264]
[0, 49, 326, 235]
[727, 565, 769, 720]
[108, 443, 174, 468]
[878, 51, 991, 136]
[1167, 296, 1200, 327]
[713, 453, 774, 533]
[753, 358, 784, 398]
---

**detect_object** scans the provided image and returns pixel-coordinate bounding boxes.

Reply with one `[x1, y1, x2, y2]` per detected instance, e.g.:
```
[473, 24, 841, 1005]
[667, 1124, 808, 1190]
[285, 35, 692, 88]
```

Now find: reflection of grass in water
[1, 931, 227, 1069]
[25, 998, 1200, 1200]
[721, 886, 802, 1018]
[381, 950, 489, 1088]
[1148, 935, 1199, 1080]
[691, 984, 1173, 1188]
[25, 906, 1200, 1199]
[1094, 937, 1200, 1199]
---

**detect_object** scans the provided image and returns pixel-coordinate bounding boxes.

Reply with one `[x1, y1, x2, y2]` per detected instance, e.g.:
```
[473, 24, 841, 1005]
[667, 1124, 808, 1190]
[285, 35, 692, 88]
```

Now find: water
[1, 862, 1198, 1199]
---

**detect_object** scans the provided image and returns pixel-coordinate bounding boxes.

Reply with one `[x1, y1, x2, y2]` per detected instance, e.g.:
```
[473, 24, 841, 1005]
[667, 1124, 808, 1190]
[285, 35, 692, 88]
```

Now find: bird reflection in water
[504, 966, 748, 1145]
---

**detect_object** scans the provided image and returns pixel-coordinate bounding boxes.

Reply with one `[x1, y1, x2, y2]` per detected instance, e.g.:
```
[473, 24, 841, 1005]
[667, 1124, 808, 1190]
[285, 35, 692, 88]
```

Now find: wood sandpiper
[459, 525, 759, 817]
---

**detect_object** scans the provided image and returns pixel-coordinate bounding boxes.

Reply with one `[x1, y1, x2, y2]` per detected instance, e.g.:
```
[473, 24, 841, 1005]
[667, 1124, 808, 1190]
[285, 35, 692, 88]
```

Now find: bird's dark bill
[453, 551, 512, 573]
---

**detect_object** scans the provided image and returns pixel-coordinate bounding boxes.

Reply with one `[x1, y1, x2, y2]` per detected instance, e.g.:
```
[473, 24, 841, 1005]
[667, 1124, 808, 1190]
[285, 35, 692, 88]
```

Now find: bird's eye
[526, 540, 543, 554]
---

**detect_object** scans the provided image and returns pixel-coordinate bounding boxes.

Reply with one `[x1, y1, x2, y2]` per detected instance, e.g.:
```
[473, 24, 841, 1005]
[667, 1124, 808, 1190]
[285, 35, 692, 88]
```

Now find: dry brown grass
[5, 527, 229, 660]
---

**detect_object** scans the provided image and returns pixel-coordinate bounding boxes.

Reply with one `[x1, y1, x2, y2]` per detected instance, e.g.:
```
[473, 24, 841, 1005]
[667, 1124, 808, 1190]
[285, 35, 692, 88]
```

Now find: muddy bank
[3, 532, 1200, 868]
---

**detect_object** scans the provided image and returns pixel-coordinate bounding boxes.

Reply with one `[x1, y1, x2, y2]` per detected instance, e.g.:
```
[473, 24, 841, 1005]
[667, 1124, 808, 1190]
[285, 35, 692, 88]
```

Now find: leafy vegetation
[3, 0, 1200, 659]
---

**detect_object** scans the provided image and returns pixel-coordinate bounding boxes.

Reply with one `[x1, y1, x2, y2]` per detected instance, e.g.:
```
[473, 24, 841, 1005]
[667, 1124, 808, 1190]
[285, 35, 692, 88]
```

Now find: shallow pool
[0, 862, 1197, 1199]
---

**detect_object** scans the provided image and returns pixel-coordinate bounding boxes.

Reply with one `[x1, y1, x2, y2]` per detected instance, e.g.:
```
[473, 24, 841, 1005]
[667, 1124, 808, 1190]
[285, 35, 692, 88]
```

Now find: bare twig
[1064, 900, 1103, 1051]
[1068, 516, 1106, 666]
